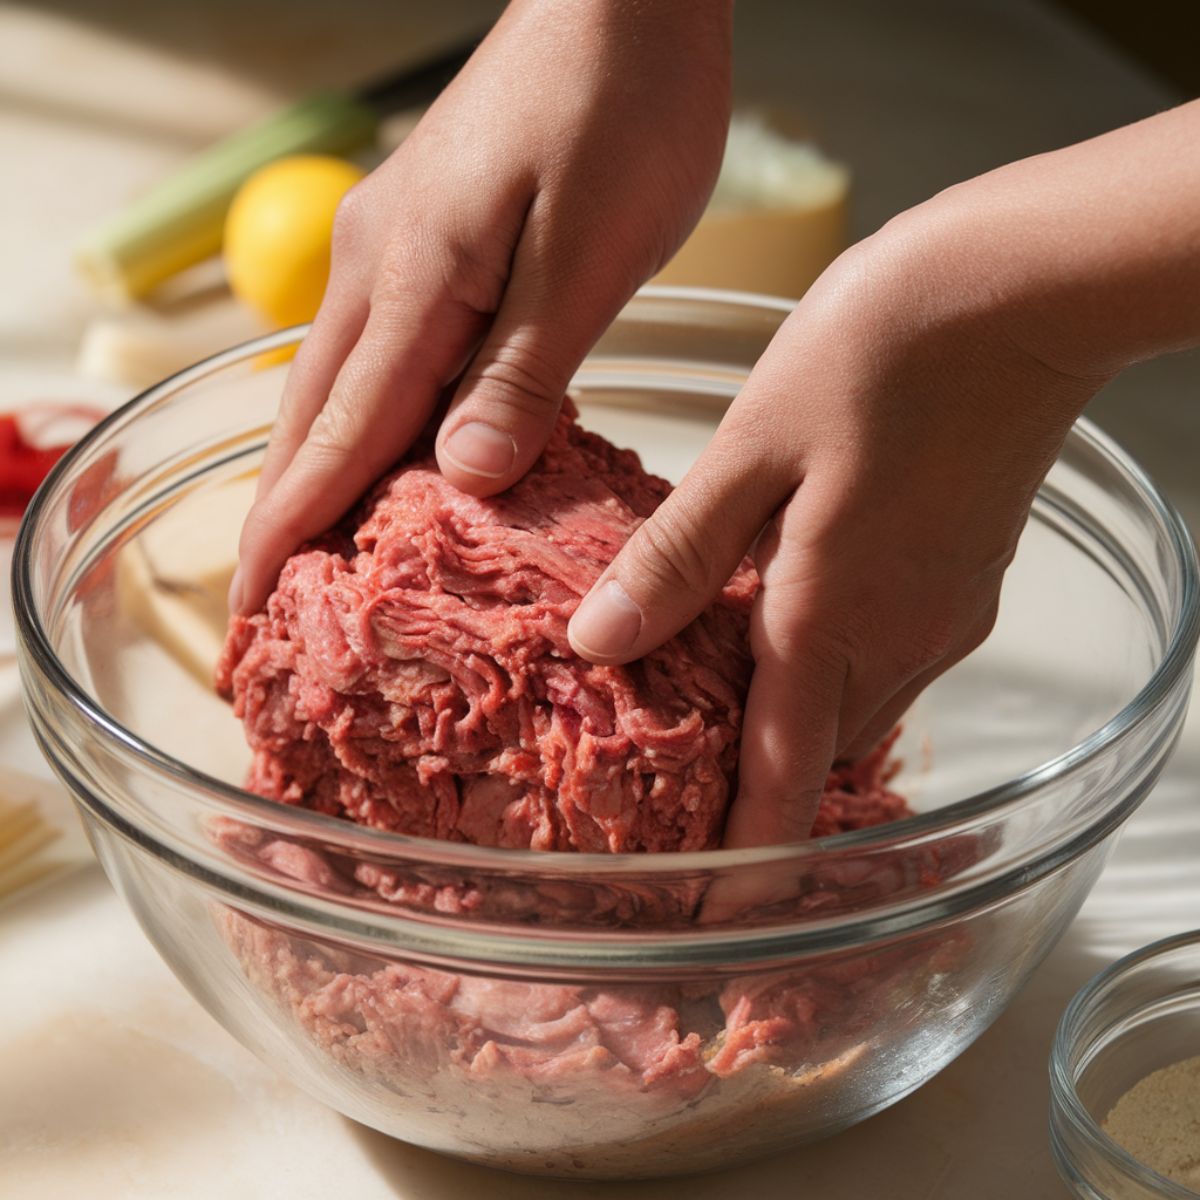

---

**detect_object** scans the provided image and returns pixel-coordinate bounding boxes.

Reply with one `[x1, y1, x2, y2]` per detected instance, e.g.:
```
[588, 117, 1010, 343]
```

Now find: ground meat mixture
[214, 405, 953, 1178]
[218, 402, 759, 854]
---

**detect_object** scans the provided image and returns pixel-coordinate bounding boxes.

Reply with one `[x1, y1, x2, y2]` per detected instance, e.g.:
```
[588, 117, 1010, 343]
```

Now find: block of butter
[116, 477, 254, 688]
[77, 288, 264, 391]
[653, 111, 849, 301]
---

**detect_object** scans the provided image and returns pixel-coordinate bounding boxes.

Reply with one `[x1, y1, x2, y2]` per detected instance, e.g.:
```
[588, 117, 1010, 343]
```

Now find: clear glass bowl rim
[12, 290, 1200, 885]
[1050, 928, 1200, 1199]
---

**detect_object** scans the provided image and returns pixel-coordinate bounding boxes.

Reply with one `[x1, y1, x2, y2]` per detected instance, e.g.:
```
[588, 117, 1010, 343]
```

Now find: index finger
[232, 288, 487, 615]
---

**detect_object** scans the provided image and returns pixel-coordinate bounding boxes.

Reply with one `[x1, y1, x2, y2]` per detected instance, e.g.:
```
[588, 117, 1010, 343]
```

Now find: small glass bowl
[1051, 930, 1200, 1199]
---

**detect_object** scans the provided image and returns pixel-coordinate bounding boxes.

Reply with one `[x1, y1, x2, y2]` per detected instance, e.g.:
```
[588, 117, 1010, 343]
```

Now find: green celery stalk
[75, 91, 378, 303]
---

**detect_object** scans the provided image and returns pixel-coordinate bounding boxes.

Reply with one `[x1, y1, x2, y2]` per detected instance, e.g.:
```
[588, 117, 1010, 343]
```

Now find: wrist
[868, 184, 1116, 391]
[903, 102, 1200, 381]
[802, 199, 1108, 453]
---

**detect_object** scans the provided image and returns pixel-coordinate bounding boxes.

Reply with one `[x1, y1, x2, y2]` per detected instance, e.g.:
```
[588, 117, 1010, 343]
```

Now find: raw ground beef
[217, 402, 759, 855]
[219, 901, 967, 1176]
[214, 405, 962, 1177]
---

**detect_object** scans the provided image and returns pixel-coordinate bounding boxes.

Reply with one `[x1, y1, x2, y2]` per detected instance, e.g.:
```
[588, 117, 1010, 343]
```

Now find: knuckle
[301, 404, 360, 464]
[373, 220, 509, 319]
[960, 603, 1000, 658]
[778, 622, 852, 684]
[372, 228, 430, 305]
[752, 593, 859, 689]
[437, 234, 510, 316]
[331, 183, 371, 254]
[917, 621, 960, 666]
[919, 583, 1004, 666]
[631, 507, 716, 600]
[901, 608, 969, 675]
[975, 604, 1000, 645]
[466, 339, 565, 418]
[824, 591, 986, 685]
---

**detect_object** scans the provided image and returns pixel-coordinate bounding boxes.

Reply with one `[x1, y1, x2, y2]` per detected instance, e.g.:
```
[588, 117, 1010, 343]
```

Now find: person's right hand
[229, 0, 733, 615]
[569, 97, 1200, 849]
[567, 205, 1108, 851]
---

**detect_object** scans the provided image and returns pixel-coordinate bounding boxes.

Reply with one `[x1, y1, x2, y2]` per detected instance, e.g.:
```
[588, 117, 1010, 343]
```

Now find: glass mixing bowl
[13, 290, 1200, 1180]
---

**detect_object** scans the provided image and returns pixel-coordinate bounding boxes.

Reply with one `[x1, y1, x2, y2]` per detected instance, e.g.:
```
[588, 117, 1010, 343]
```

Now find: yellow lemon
[224, 155, 365, 327]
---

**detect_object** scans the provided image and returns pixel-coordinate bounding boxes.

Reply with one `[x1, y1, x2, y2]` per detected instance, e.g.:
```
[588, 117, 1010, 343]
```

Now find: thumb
[568, 425, 791, 663]
[435, 204, 645, 497]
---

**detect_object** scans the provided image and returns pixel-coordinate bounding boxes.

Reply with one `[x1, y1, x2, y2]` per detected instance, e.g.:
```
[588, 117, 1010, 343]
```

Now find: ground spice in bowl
[1104, 1055, 1200, 1191]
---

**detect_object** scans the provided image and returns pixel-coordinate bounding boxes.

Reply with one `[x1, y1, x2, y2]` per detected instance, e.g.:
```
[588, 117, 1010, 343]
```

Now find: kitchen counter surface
[3, 3, 1199, 1197]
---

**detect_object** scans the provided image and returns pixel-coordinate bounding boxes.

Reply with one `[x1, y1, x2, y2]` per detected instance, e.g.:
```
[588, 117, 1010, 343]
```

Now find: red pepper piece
[0, 414, 74, 518]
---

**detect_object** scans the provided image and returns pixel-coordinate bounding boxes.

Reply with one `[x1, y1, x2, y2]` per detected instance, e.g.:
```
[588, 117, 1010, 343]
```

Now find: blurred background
[2, 3, 1200, 1197]
[2, 0, 1198, 513]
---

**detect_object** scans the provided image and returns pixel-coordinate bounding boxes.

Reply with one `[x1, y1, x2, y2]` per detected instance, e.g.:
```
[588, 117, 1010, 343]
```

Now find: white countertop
[3, 2, 1200, 1197]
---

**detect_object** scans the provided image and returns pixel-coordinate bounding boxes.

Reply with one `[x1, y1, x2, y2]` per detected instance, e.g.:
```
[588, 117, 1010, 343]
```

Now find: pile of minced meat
[216, 406, 946, 1176]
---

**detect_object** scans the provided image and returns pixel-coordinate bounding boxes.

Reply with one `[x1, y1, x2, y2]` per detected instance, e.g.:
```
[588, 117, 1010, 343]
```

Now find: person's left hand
[229, 0, 732, 615]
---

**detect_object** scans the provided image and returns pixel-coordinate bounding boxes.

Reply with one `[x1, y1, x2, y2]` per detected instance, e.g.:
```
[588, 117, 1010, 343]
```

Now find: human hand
[567, 100, 1200, 850]
[567, 189, 1116, 849]
[230, 0, 733, 614]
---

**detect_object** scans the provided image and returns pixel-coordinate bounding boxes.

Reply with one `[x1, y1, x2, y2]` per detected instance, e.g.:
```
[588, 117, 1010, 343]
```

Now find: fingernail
[569, 579, 643, 660]
[442, 421, 516, 479]
[227, 565, 244, 615]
